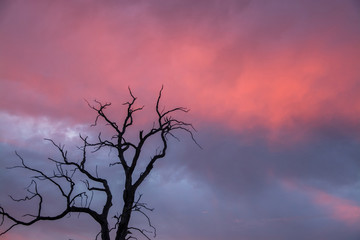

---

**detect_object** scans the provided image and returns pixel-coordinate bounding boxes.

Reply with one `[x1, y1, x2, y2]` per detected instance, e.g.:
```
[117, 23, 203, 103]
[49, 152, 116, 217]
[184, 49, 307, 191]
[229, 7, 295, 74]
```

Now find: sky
[1, 0, 360, 239]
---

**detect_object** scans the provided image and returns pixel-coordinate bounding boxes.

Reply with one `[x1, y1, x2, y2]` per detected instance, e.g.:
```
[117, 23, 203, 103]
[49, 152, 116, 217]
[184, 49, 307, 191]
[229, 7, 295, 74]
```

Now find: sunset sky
[1, 0, 360, 239]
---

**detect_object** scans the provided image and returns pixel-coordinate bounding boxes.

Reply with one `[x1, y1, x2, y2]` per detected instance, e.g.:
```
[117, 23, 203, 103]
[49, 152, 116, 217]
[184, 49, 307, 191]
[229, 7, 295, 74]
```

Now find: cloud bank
[1, 0, 360, 239]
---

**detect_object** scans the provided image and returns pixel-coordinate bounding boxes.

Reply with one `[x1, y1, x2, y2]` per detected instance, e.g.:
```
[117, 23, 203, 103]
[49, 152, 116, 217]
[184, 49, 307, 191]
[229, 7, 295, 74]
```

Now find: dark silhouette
[0, 87, 199, 240]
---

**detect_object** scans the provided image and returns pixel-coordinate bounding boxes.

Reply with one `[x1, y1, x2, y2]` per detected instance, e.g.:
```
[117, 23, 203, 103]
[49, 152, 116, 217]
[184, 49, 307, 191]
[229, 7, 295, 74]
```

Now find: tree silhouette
[0, 87, 199, 240]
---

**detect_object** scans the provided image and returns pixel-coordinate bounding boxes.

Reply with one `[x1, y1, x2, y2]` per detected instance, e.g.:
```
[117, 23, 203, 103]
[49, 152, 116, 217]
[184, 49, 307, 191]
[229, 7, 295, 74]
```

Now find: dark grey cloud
[174, 120, 360, 196]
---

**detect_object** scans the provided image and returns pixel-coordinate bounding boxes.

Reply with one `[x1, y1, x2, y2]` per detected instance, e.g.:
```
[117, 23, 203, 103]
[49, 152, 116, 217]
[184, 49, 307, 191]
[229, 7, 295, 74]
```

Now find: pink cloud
[1, 0, 359, 189]
[312, 190, 360, 225]
[282, 179, 360, 225]
[1, 0, 359, 146]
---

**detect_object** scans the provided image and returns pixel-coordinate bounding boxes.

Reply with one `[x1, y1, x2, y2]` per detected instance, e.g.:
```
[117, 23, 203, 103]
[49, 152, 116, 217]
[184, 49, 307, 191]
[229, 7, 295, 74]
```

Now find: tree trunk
[100, 221, 111, 240]
[115, 188, 135, 240]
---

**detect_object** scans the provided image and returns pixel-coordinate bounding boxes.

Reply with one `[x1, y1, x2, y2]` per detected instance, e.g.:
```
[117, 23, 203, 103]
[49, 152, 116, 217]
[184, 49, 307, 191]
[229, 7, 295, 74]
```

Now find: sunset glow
[1, 0, 360, 239]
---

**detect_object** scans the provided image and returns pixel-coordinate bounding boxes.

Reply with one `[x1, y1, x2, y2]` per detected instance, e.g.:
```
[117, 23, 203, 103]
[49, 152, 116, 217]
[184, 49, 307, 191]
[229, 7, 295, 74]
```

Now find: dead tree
[0, 87, 199, 240]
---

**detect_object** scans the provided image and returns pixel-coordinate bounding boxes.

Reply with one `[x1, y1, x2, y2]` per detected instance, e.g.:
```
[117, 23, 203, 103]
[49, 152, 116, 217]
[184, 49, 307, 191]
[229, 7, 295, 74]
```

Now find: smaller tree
[0, 87, 199, 240]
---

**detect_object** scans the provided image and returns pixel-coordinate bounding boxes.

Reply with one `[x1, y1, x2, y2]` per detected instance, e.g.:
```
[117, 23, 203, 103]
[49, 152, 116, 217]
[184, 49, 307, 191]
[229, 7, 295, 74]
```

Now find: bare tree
[0, 87, 199, 240]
